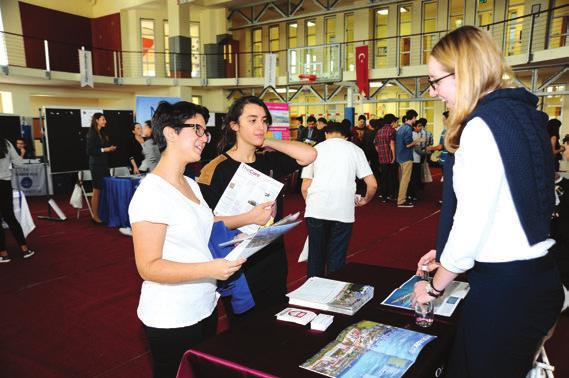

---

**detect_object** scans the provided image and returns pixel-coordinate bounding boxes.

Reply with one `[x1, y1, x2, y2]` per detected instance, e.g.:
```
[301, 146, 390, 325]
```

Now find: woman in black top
[86, 113, 116, 224]
[547, 119, 564, 172]
[197, 96, 316, 322]
[128, 122, 144, 174]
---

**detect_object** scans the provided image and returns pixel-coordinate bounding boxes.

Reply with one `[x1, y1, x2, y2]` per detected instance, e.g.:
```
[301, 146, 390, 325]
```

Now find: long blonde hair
[431, 26, 513, 153]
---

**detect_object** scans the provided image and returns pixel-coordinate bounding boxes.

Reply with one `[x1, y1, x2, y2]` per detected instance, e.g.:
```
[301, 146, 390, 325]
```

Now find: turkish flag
[355, 45, 369, 97]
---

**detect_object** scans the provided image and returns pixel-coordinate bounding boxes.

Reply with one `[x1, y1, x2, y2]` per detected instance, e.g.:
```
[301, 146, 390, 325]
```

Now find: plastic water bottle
[420, 264, 430, 281]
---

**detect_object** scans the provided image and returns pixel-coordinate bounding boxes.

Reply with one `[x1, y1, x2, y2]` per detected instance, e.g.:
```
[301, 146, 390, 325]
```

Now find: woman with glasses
[413, 26, 563, 376]
[197, 95, 316, 323]
[129, 101, 245, 378]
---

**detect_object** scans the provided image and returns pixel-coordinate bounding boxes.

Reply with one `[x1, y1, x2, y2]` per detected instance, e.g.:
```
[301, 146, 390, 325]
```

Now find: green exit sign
[479, 0, 487, 3]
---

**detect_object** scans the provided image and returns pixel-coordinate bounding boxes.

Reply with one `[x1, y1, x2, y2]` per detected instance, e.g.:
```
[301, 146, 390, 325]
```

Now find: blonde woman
[413, 26, 563, 376]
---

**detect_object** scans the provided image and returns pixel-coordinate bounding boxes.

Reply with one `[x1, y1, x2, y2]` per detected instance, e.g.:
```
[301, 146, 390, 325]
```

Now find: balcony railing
[0, 4, 567, 84]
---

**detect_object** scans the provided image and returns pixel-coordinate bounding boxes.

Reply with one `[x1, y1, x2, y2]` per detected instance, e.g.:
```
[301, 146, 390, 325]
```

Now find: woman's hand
[416, 249, 439, 276]
[412, 280, 435, 305]
[247, 201, 274, 226]
[207, 258, 246, 281]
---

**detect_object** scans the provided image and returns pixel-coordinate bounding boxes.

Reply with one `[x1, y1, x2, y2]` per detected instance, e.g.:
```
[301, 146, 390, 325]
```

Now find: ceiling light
[400, 7, 408, 13]
[376, 9, 388, 15]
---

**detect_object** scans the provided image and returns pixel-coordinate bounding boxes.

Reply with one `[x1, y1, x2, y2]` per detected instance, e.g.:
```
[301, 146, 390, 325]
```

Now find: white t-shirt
[128, 173, 219, 329]
[301, 138, 372, 223]
[412, 131, 422, 163]
[440, 117, 553, 273]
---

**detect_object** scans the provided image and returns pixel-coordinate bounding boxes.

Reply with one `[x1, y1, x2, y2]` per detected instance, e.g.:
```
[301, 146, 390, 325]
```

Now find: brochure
[276, 307, 317, 325]
[213, 163, 284, 234]
[224, 220, 302, 261]
[301, 320, 436, 378]
[287, 277, 374, 316]
[381, 275, 470, 317]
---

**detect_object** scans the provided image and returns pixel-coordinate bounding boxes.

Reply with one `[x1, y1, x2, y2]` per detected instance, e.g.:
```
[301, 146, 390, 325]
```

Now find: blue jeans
[306, 217, 353, 278]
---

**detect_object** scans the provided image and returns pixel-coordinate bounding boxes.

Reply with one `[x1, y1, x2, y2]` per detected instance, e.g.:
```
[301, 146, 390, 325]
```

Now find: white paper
[80, 109, 103, 128]
[213, 163, 284, 234]
[298, 236, 309, 262]
[287, 277, 347, 304]
[276, 307, 317, 325]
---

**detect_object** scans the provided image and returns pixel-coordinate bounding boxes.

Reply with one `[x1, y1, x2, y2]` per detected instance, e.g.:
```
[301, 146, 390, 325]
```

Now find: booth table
[179, 263, 463, 378]
[99, 176, 141, 227]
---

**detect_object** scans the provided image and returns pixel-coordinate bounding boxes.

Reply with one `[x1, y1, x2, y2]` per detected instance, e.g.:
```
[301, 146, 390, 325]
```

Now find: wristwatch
[425, 282, 443, 298]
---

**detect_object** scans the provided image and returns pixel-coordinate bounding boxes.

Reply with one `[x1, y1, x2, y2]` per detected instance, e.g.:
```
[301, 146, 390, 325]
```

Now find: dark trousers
[222, 241, 288, 325]
[378, 163, 398, 199]
[0, 180, 26, 251]
[144, 310, 218, 378]
[408, 162, 422, 198]
[306, 217, 353, 278]
[447, 255, 563, 378]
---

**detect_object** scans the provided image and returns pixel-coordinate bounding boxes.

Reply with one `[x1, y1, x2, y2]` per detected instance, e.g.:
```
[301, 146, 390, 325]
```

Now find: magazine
[381, 275, 470, 317]
[224, 220, 302, 261]
[287, 277, 374, 316]
[301, 320, 436, 378]
[213, 163, 284, 234]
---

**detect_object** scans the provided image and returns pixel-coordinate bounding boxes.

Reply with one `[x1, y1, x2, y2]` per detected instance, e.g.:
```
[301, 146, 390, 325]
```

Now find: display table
[99, 176, 141, 227]
[2, 190, 35, 237]
[178, 264, 463, 378]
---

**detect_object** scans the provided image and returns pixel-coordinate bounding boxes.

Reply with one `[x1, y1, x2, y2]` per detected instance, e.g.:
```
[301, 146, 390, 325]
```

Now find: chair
[75, 170, 94, 219]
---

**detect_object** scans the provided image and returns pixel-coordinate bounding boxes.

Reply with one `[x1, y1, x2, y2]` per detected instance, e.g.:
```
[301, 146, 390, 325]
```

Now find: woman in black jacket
[86, 113, 116, 224]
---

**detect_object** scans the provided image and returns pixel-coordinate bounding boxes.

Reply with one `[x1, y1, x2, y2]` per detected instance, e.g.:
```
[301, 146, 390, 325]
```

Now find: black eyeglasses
[427, 73, 454, 89]
[175, 124, 211, 143]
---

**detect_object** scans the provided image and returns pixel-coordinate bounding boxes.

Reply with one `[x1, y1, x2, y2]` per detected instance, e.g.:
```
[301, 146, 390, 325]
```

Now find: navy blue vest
[436, 88, 554, 260]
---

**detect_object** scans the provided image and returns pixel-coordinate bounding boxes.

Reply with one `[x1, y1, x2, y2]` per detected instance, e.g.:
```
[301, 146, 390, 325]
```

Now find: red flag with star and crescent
[355, 45, 369, 97]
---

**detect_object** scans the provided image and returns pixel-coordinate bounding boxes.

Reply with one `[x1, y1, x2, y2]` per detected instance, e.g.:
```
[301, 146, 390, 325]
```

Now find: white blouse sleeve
[440, 117, 505, 273]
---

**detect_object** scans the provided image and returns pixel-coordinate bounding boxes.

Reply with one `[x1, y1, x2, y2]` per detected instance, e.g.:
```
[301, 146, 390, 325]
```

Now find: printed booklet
[381, 275, 470, 317]
[301, 320, 436, 377]
[287, 277, 374, 316]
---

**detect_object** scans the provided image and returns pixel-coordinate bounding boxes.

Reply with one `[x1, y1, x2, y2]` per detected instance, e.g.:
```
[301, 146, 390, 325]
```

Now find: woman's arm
[7, 142, 24, 166]
[551, 136, 563, 155]
[301, 178, 312, 200]
[132, 221, 245, 283]
[413, 265, 459, 304]
[214, 201, 274, 229]
[263, 139, 317, 166]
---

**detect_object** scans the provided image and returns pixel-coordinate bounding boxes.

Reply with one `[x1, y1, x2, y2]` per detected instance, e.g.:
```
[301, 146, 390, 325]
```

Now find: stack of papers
[381, 275, 470, 317]
[276, 307, 317, 325]
[287, 277, 374, 316]
[310, 314, 334, 331]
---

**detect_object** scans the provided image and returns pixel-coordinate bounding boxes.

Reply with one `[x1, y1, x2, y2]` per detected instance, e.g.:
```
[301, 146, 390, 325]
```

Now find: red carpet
[1, 170, 567, 377]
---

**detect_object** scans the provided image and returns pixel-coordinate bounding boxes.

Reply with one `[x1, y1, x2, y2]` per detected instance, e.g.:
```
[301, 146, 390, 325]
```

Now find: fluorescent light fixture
[275, 88, 297, 93]
[307, 21, 315, 27]
[376, 9, 388, 15]
[400, 7, 408, 13]
[289, 23, 298, 28]
[370, 81, 384, 88]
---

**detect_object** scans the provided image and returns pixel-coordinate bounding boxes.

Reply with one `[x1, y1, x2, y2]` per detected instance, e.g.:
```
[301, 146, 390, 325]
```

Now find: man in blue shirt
[396, 109, 418, 207]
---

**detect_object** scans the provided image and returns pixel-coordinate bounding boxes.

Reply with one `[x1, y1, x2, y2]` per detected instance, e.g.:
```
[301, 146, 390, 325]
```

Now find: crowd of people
[2, 24, 567, 378]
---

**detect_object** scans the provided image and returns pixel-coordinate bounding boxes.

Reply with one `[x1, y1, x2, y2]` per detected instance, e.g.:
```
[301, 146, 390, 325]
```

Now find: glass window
[325, 17, 336, 44]
[269, 25, 279, 52]
[477, 0, 494, 26]
[374, 8, 389, 68]
[306, 19, 316, 46]
[345, 13, 354, 71]
[288, 23, 298, 76]
[448, 0, 464, 30]
[141, 19, 156, 77]
[505, 0, 524, 55]
[190, 22, 200, 78]
[399, 4, 412, 67]
[163, 21, 170, 77]
[422, 2, 437, 64]
[252, 28, 263, 78]
[549, 0, 569, 48]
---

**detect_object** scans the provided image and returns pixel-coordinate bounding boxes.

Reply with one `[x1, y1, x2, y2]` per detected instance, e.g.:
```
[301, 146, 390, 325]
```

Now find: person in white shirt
[301, 122, 377, 277]
[0, 136, 35, 263]
[413, 26, 562, 377]
[129, 101, 245, 378]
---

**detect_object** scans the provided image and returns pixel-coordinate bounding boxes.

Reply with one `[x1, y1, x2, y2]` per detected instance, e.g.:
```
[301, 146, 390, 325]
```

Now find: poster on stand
[265, 102, 290, 141]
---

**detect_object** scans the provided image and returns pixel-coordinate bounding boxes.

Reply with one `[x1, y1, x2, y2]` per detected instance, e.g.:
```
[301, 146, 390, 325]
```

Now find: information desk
[99, 176, 141, 227]
[179, 264, 463, 378]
